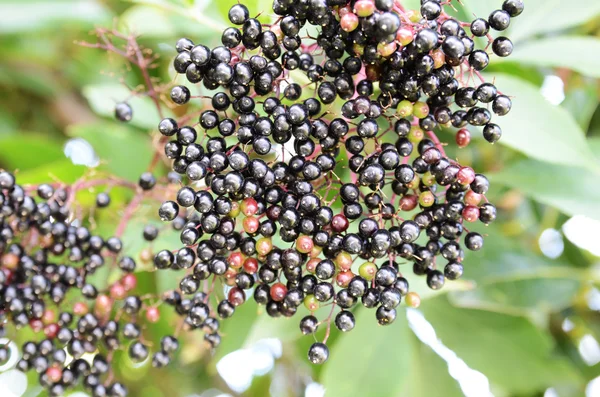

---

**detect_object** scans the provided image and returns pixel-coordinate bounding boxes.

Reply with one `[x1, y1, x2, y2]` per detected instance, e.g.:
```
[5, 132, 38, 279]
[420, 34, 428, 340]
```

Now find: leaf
[0, 1, 111, 34]
[450, 278, 581, 313]
[458, 0, 600, 43]
[0, 134, 64, 170]
[443, 228, 586, 314]
[67, 122, 154, 182]
[490, 159, 600, 221]
[483, 73, 597, 170]
[400, 334, 464, 397]
[496, 37, 600, 79]
[209, 300, 261, 365]
[589, 138, 600, 161]
[320, 308, 412, 396]
[420, 297, 581, 394]
[82, 84, 173, 130]
[125, 0, 228, 33]
[16, 160, 87, 185]
[119, 5, 213, 39]
[562, 85, 599, 131]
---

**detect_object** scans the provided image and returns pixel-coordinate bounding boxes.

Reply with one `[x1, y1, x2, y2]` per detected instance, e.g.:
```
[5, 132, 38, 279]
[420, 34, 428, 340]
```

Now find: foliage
[1, 0, 600, 396]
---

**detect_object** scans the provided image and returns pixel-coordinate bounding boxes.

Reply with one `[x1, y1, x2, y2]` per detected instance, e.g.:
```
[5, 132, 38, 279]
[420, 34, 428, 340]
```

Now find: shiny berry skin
[308, 342, 329, 364]
[228, 4, 249, 25]
[170, 85, 191, 105]
[270, 283, 288, 302]
[115, 102, 132, 122]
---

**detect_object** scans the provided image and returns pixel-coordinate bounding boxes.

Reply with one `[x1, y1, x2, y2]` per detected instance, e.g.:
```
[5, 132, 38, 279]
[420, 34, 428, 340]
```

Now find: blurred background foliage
[1, 0, 600, 396]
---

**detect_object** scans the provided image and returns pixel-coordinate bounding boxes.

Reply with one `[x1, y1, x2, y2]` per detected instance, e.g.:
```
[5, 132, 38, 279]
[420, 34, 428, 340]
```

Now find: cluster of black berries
[0, 171, 179, 396]
[158, 0, 523, 365]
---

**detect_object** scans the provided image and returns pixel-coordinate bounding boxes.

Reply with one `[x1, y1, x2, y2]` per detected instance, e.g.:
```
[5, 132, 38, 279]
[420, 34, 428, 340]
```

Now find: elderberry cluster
[0, 171, 180, 396]
[157, 0, 522, 365]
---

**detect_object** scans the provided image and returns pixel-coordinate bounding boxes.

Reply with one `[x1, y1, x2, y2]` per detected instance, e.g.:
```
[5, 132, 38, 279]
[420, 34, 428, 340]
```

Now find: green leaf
[450, 278, 580, 314]
[420, 297, 581, 394]
[16, 160, 87, 185]
[459, 0, 600, 42]
[490, 159, 600, 221]
[119, 5, 214, 39]
[0, 134, 64, 170]
[445, 229, 586, 314]
[589, 138, 600, 161]
[82, 84, 173, 130]
[210, 300, 261, 365]
[400, 334, 464, 397]
[67, 122, 153, 182]
[562, 85, 599, 131]
[320, 308, 412, 396]
[484, 73, 597, 170]
[0, 1, 111, 34]
[497, 37, 600, 78]
[125, 0, 228, 33]
[462, 226, 576, 282]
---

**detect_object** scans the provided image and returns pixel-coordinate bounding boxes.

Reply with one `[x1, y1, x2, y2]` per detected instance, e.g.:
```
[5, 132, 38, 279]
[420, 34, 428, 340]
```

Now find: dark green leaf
[16, 160, 87, 184]
[497, 37, 600, 78]
[82, 84, 174, 130]
[320, 308, 412, 396]
[562, 85, 599, 131]
[483, 73, 597, 171]
[459, 0, 600, 42]
[450, 278, 580, 313]
[490, 159, 600, 221]
[0, 1, 112, 34]
[67, 122, 154, 182]
[0, 134, 64, 170]
[420, 297, 581, 394]
[400, 333, 464, 397]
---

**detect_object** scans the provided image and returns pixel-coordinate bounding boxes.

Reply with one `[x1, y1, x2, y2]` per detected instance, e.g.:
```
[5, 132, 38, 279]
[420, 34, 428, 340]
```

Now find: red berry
[243, 216, 259, 234]
[42, 309, 56, 325]
[44, 323, 59, 339]
[95, 295, 112, 316]
[399, 195, 418, 211]
[456, 128, 471, 147]
[240, 197, 258, 216]
[462, 206, 480, 222]
[306, 258, 320, 273]
[29, 319, 43, 332]
[1, 253, 19, 270]
[331, 214, 349, 232]
[270, 283, 288, 302]
[396, 27, 414, 46]
[110, 283, 127, 300]
[224, 268, 238, 286]
[122, 274, 138, 291]
[457, 167, 476, 185]
[354, 0, 375, 17]
[336, 271, 354, 288]
[46, 365, 63, 383]
[340, 13, 359, 32]
[146, 307, 160, 323]
[243, 257, 259, 273]
[74, 302, 88, 316]
[228, 287, 246, 306]
[296, 235, 314, 254]
[228, 252, 245, 269]
[465, 190, 482, 206]
[335, 252, 353, 272]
